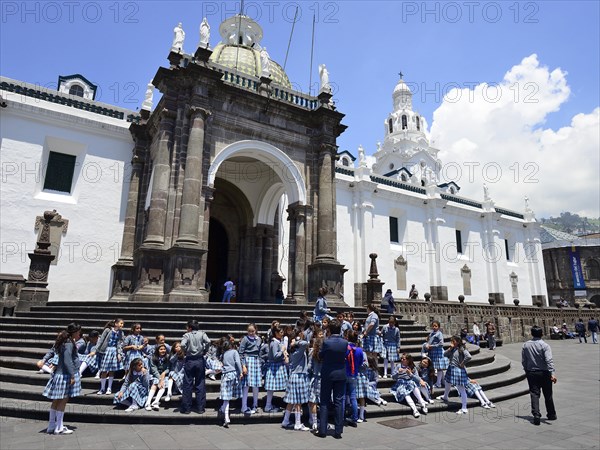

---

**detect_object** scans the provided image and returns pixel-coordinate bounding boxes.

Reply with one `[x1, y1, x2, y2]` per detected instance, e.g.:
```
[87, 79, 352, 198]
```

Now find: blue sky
[1, 1, 599, 217]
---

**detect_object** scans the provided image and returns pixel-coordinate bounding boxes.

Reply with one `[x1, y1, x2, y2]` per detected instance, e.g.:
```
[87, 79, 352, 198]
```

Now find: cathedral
[0, 14, 547, 308]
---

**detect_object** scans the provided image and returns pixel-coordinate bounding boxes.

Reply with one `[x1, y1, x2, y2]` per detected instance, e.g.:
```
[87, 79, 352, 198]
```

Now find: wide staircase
[0, 302, 528, 424]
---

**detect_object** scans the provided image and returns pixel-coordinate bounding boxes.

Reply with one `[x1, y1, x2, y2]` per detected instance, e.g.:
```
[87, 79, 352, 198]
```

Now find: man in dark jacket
[575, 318, 587, 343]
[316, 319, 348, 439]
[587, 317, 599, 344]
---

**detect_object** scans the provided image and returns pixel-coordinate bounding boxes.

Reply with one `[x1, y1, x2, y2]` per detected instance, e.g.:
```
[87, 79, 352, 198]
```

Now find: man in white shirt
[472, 322, 481, 346]
[222, 278, 234, 303]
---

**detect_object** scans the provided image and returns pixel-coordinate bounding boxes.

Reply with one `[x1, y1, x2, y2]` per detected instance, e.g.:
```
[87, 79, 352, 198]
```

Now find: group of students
[39, 303, 496, 435]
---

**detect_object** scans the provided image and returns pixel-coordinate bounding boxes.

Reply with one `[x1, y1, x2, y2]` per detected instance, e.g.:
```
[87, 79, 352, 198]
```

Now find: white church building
[0, 15, 547, 307]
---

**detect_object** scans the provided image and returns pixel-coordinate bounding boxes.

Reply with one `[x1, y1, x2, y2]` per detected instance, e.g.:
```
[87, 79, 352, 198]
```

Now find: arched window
[401, 174, 407, 182]
[342, 158, 349, 167]
[402, 115, 408, 130]
[388, 118, 393, 133]
[586, 259, 600, 280]
[421, 179, 426, 187]
[69, 84, 84, 97]
[450, 187, 455, 194]
[416, 115, 420, 131]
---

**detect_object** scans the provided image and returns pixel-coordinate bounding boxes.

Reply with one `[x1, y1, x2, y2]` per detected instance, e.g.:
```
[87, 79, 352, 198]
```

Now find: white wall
[0, 91, 134, 301]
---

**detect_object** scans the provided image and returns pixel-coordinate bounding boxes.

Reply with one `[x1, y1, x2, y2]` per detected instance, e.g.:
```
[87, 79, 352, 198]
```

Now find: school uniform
[381, 324, 401, 362]
[308, 350, 322, 404]
[239, 335, 263, 388]
[168, 355, 185, 393]
[341, 320, 352, 337]
[464, 379, 483, 397]
[265, 338, 288, 391]
[427, 330, 449, 370]
[443, 347, 472, 386]
[114, 370, 151, 406]
[97, 328, 124, 372]
[389, 365, 420, 402]
[313, 296, 329, 322]
[43, 341, 82, 400]
[205, 344, 224, 373]
[417, 364, 434, 393]
[356, 360, 369, 400]
[283, 340, 310, 404]
[149, 355, 171, 385]
[220, 349, 242, 400]
[123, 334, 146, 368]
[365, 367, 384, 403]
[78, 342, 100, 374]
[363, 312, 381, 353]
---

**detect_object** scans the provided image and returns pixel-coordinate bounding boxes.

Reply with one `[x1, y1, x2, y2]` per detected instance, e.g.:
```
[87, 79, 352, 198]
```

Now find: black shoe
[313, 432, 326, 438]
[180, 410, 191, 415]
[547, 415, 557, 421]
[333, 433, 342, 439]
[533, 417, 541, 425]
[345, 420, 357, 428]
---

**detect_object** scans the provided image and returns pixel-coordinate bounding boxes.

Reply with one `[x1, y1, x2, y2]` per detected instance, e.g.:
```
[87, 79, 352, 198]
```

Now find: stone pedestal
[165, 246, 208, 302]
[131, 246, 167, 302]
[194, 46, 212, 63]
[110, 259, 135, 301]
[308, 261, 347, 307]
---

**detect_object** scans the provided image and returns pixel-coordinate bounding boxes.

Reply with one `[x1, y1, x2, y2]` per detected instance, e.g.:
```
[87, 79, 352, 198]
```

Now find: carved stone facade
[112, 15, 346, 304]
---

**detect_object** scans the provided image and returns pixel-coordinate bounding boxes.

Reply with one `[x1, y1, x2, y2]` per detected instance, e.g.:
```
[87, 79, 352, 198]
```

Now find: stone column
[144, 109, 176, 246]
[176, 107, 210, 246]
[261, 225, 274, 302]
[111, 149, 144, 300]
[286, 203, 310, 304]
[316, 144, 336, 261]
[252, 228, 263, 302]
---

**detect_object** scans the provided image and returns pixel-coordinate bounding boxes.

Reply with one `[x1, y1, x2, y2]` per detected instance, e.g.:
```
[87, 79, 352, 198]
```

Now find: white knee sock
[146, 389, 155, 407]
[100, 378, 106, 391]
[79, 362, 88, 375]
[47, 408, 56, 432]
[294, 410, 301, 426]
[153, 388, 165, 405]
[383, 359, 388, 376]
[167, 379, 173, 397]
[412, 388, 425, 406]
[266, 391, 274, 410]
[107, 376, 114, 391]
[457, 386, 468, 409]
[223, 400, 230, 422]
[436, 370, 445, 386]
[310, 412, 317, 425]
[55, 411, 64, 432]
[252, 387, 259, 409]
[242, 386, 249, 410]
[282, 409, 291, 425]
[390, 361, 395, 376]
[420, 386, 431, 401]
[359, 405, 365, 420]
[479, 390, 490, 404]
[443, 382, 451, 400]
[405, 396, 418, 413]
[475, 391, 485, 405]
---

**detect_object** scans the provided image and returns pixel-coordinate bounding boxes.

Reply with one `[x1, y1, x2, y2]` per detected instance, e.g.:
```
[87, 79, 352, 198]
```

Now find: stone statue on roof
[199, 18, 210, 48]
[142, 81, 153, 111]
[260, 47, 271, 77]
[358, 145, 367, 167]
[172, 22, 185, 52]
[319, 64, 331, 93]
[483, 183, 490, 201]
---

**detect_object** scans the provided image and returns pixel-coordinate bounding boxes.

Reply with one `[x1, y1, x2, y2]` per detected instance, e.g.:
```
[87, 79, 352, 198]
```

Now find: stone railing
[393, 300, 596, 344]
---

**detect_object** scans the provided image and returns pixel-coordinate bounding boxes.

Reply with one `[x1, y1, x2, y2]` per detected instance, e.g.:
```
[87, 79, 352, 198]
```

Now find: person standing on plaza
[180, 320, 211, 414]
[575, 318, 587, 343]
[522, 325, 557, 425]
[485, 321, 497, 350]
[315, 319, 348, 439]
[472, 322, 481, 346]
[587, 317, 599, 344]
[222, 278, 234, 303]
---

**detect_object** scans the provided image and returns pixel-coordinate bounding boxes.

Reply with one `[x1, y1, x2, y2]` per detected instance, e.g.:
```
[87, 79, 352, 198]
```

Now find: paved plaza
[1, 340, 598, 450]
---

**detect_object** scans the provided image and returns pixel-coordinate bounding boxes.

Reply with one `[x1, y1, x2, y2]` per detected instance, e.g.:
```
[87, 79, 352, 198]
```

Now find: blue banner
[569, 247, 586, 290]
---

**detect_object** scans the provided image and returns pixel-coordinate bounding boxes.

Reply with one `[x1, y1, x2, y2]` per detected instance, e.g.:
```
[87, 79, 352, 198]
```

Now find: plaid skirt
[356, 373, 368, 399]
[125, 349, 144, 368]
[169, 369, 184, 392]
[43, 372, 81, 400]
[114, 380, 149, 406]
[220, 371, 242, 400]
[205, 357, 223, 372]
[264, 362, 288, 391]
[363, 335, 382, 353]
[98, 347, 124, 372]
[79, 353, 99, 372]
[428, 346, 449, 370]
[445, 366, 468, 387]
[390, 378, 417, 402]
[241, 356, 263, 388]
[284, 373, 310, 404]
[464, 381, 482, 397]
[383, 342, 400, 362]
[47, 354, 59, 365]
[366, 381, 382, 402]
[309, 375, 321, 404]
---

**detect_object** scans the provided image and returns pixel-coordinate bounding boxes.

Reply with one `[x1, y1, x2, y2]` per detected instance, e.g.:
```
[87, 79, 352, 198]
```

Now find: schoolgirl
[37, 347, 57, 375]
[321, 316, 331, 335]
[219, 338, 243, 427]
[42, 322, 82, 435]
[205, 339, 224, 381]
[114, 357, 151, 412]
[308, 335, 324, 430]
[96, 318, 125, 395]
[302, 320, 315, 344]
[165, 342, 185, 402]
[355, 352, 369, 423]
[416, 356, 436, 404]
[462, 378, 495, 409]
[381, 316, 401, 378]
[239, 323, 263, 414]
[363, 304, 382, 354]
[77, 330, 100, 377]
[266, 320, 280, 342]
[145, 343, 171, 410]
[281, 329, 311, 431]
[365, 353, 388, 406]
[427, 320, 449, 388]
[264, 325, 289, 413]
[389, 353, 429, 418]
[313, 287, 331, 323]
[144, 334, 171, 359]
[438, 335, 472, 414]
[122, 323, 146, 374]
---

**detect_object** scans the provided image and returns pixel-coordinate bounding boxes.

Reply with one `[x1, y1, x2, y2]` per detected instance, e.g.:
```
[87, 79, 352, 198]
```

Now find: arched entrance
[206, 218, 228, 302]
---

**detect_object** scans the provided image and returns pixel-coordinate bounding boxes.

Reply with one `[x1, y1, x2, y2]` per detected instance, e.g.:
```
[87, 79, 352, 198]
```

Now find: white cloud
[430, 54, 599, 218]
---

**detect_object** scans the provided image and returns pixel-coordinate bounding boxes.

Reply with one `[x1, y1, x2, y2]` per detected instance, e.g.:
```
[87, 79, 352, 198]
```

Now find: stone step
[0, 365, 528, 424]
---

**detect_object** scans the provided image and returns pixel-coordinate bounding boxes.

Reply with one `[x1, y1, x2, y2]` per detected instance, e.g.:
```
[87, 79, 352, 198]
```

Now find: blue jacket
[319, 335, 348, 381]
[345, 343, 364, 378]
